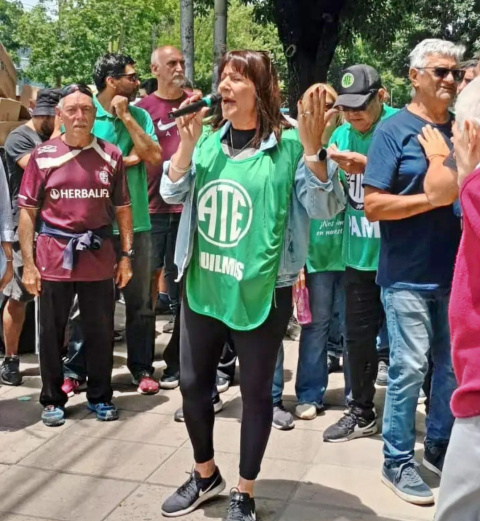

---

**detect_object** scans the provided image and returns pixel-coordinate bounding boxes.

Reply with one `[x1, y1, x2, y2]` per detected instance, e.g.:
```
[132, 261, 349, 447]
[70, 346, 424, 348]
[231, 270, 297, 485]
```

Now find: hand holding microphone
[173, 93, 220, 151]
[168, 93, 222, 120]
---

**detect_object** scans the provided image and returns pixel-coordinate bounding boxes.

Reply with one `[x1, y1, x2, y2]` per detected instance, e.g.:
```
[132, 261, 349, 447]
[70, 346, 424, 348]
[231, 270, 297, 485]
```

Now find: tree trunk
[212, 0, 227, 92]
[180, 0, 195, 84]
[272, 0, 346, 117]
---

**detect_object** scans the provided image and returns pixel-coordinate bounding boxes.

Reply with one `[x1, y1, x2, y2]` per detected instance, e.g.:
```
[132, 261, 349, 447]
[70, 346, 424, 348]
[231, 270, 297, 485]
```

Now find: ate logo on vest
[197, 179, 253, 248]
[346, 173, 364, 211]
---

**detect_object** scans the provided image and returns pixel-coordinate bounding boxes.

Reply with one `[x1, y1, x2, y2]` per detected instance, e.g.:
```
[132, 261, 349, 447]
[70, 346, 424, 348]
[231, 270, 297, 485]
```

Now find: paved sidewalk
[0, 314, 437, 521]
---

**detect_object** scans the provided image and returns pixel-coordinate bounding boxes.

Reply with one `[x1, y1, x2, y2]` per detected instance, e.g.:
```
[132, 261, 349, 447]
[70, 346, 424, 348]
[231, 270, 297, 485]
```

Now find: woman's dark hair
[210, 50, 290, 146]
[93, 53, 135, 92]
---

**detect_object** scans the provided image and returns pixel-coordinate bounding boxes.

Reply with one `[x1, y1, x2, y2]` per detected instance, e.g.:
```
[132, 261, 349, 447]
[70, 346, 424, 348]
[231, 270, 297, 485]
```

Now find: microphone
[167, 94, 222, 120]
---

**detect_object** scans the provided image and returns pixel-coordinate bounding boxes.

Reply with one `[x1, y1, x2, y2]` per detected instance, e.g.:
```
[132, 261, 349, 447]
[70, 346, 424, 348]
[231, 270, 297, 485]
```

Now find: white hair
[455, 76, 480, 132]
[409, 39, 465, 69]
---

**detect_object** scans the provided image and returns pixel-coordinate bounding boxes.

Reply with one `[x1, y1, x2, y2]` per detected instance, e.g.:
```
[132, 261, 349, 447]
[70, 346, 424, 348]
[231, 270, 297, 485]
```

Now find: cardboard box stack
[0, 43, 30, 146]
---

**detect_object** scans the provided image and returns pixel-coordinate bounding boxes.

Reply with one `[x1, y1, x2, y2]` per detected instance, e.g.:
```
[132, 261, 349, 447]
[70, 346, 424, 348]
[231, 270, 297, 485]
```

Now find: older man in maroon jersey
[18, 84, 133, 427]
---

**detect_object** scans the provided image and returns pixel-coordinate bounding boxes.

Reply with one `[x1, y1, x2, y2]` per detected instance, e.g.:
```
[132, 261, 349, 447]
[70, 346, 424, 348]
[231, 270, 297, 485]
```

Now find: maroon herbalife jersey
[18, 136, 130, 282]
[137, 92, 190, 214]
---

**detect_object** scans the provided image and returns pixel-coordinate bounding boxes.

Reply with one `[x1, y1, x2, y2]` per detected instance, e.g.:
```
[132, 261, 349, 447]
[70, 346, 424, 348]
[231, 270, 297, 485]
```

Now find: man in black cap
[1, 88, 62, 386]
[322, 65, 398, 443]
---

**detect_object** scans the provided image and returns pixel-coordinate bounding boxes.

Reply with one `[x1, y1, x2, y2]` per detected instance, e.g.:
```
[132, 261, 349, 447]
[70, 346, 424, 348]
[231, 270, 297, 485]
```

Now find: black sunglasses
[417, 67, 466, 82]
[61, 83, 94, 99]
[111, 72, 139, 82]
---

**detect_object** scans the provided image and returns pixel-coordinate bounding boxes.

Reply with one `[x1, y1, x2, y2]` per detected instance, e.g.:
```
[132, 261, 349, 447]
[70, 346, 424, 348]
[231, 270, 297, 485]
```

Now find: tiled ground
[0, 311, 437, 521]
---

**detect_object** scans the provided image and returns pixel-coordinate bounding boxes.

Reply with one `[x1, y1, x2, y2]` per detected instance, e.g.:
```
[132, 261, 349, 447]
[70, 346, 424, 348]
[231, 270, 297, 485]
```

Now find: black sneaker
[327, 355, 341, 374]
[323, 408, 377, 442]
[422, 442, 447, 477]
[161, 467, 226, 517]
[160, 372, 180, 390]
[174, 395, 224, 423]
[225, 489, 256, 521]
[0, 356, 22, 386]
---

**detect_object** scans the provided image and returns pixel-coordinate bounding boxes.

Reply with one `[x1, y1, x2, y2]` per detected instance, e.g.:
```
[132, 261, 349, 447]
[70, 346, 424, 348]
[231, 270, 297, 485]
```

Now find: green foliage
[15, 0, 177, 86]
[0, 0, 23, 61]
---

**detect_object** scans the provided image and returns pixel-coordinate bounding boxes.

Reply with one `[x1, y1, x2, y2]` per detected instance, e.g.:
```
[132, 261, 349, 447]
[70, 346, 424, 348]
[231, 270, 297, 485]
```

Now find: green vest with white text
[186, 128, 301, 330]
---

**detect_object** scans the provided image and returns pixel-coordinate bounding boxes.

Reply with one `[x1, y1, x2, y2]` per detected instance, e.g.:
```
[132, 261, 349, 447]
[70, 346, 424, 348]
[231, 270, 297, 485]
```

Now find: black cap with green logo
[334, 65, 382, 109]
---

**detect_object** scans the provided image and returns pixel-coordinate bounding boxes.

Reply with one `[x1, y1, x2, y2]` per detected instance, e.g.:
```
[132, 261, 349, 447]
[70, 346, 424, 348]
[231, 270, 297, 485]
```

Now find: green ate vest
[186, 128, 302, 330]
[329, 105, 398, 271]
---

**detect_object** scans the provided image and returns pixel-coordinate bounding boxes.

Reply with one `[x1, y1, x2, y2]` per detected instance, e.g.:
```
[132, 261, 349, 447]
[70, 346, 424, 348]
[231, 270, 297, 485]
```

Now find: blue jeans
[272, 271, 350, 406]
[381, 288, 456, 467]
[150, 213, 180, 314]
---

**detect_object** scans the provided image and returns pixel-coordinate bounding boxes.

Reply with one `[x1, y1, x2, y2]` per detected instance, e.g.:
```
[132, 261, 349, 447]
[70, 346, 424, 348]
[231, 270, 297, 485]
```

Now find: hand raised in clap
[297, 86, 338, 155]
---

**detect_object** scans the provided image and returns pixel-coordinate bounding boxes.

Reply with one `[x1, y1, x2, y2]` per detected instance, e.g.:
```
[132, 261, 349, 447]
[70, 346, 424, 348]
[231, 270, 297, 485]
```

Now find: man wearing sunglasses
[62, 54, 163, 398]
[363, 38, 465, 505]
[323, 65, 397, 445]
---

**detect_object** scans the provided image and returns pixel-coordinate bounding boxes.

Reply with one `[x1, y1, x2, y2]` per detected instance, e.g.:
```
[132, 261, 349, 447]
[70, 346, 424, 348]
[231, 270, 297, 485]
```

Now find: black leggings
[180, 286, 292, 480]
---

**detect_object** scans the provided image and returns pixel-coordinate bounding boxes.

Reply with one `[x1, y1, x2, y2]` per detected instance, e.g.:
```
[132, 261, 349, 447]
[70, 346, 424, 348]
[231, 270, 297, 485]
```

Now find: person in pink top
[435, 76, 480, 520]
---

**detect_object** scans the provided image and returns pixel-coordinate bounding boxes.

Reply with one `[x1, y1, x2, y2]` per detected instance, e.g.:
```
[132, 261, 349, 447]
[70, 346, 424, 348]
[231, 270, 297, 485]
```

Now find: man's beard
[39, 119, 54, 139]
[117, 87, 138, 102]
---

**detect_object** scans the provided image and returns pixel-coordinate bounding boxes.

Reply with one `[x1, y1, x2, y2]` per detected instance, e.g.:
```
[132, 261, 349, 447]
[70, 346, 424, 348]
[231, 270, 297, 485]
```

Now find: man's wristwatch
[120, 249, 135, 259]
[304, 148, 328, 163]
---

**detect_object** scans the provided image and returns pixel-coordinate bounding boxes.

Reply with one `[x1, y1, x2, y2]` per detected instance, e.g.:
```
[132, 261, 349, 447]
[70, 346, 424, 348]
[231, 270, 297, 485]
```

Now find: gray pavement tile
[105, 483, 286, 521]
[0, 464, 9, 475]
[0, 396, 89, 433]
[111, 388, 183, 415]
[147, 447, 309, 501]
[0, 429, 58, 464]
[20, 432, 176, 481]
[293, 463, 436, 521]
[263, 424, 322, 463]
[65, 409, 190, 448]
[0, 466, 137, 521]
[0, 514, 60, 521]
[277, 502, 424, 521]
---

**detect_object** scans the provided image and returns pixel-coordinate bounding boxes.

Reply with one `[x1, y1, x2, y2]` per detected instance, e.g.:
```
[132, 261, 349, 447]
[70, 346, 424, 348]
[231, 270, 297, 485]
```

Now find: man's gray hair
[455, 76, 480, 132]
[409, 39, 466, 69]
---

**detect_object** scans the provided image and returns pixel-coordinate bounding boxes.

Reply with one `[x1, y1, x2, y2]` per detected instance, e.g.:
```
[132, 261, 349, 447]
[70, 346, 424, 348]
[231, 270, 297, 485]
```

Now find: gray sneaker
[285, 316, 301, 341]
[376, 360, 388, 386]
[272, 403, 295, 430]
[381, 462, 434, 505]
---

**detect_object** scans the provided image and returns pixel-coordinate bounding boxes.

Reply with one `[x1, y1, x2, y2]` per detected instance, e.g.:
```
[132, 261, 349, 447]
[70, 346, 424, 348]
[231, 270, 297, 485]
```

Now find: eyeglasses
[417, 67, 466, 82]
[111, 73, 139, 82]
[61, 83, 94, 99]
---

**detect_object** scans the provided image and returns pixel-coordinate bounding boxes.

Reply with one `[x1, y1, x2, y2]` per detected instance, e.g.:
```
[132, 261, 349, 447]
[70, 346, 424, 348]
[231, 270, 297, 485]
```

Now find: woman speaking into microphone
[160, 50, 345, 520]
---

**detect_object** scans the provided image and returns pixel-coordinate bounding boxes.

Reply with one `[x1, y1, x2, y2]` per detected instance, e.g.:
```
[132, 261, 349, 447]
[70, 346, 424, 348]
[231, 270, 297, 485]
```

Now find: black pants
[180, 286, 292, 480]
[39, 279, 114, 407]
[345, 267, 384, 413]
[63, 232, 155, 379]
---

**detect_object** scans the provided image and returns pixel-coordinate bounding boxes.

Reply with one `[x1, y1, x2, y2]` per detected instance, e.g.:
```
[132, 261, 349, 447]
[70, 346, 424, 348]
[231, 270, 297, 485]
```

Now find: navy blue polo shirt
[363, 108, 461, 290]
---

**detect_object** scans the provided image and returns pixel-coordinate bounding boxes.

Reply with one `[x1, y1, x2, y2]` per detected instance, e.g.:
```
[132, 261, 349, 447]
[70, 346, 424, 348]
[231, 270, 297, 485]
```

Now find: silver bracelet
[170, 162, 192, 174]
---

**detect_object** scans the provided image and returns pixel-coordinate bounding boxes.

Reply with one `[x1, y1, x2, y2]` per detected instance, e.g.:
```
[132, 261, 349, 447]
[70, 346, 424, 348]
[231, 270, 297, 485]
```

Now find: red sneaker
[62, 377, 87, 397]
[132, 373, 160, 395]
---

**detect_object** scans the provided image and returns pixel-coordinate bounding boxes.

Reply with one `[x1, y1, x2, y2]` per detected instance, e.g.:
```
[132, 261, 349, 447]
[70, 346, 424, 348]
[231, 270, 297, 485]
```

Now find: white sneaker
[295, 403, 317, 420]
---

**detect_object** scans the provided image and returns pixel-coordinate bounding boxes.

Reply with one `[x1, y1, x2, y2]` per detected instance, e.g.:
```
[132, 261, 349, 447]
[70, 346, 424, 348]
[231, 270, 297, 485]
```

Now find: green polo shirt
[92, 96, 157, 233]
